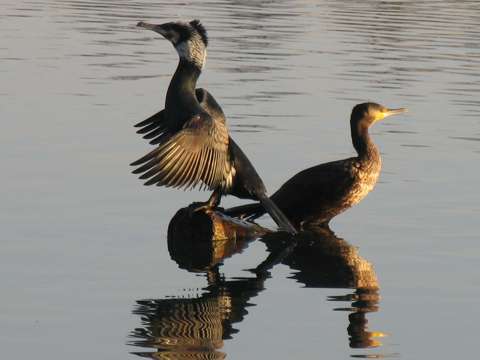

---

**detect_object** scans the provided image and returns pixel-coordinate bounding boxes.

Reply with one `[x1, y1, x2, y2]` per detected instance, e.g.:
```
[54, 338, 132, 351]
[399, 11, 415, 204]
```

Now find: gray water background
[1, 0, 479, 358]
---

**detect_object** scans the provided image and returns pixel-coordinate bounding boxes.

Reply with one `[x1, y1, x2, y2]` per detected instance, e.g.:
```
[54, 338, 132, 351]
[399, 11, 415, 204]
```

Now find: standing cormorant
[131, 20, 296, 234]
[226, 103, 407, 230]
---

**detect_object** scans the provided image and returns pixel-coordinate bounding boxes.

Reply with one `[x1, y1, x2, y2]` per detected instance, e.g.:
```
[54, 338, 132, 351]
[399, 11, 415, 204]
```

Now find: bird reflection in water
[261, 227, 385, 350]
[129, 211, 386, 358]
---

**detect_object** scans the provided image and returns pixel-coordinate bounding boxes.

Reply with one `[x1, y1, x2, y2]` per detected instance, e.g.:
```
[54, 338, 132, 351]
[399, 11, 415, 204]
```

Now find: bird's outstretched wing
[131, 113, 230, 190]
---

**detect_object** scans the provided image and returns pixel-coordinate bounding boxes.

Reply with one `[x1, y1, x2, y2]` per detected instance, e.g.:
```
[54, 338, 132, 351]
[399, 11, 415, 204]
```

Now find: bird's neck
[351, 122, 380, 162]
[176, 40, 207, 70]
[165, 59, 202, 109]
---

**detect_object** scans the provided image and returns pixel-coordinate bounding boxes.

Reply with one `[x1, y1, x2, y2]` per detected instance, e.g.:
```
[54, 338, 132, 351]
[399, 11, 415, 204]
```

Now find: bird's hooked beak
[376, 107, 408, 122]
[137, 21, 167, 37]
[384, 108, 408, 118]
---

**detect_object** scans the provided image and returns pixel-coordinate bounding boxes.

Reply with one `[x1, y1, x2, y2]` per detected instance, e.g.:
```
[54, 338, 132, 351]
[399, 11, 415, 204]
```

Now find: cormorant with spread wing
[131, 20, 296, 234]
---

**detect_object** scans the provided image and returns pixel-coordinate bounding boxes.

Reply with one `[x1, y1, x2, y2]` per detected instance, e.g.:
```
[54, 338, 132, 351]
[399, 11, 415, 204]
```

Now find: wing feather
[181, 152, 199, 190]
[139, 165, 161, 180]
[143, 127, 163, 140]
[170, 151, 193, 188]
[160, 148, 187, 185]
[134, 110, 168, 145]
[136, 122, 158, 134]
[130, 147, 159, 166]
[202, 147, 213, 186]
[211, 150, 221, 186]
[132, 158, 159, 175]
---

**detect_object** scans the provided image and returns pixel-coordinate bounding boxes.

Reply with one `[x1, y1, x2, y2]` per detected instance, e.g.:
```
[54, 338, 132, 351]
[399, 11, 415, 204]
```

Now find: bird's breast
[345, 159, 382, 207]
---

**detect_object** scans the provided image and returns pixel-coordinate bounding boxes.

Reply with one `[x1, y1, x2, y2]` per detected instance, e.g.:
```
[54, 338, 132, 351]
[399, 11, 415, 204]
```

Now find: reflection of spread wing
[134, 109, 168, 145]
[131, 113, 230, 190]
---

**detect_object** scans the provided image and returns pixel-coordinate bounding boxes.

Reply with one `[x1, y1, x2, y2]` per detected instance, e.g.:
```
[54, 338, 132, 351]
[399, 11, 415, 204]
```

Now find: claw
[186, 201, 211, 216]
[185, 190, 222, 216]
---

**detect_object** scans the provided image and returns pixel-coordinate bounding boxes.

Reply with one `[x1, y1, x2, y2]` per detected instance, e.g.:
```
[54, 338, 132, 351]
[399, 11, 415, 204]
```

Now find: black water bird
[226, 103, 407, 229]
[131, 20, 296, 234]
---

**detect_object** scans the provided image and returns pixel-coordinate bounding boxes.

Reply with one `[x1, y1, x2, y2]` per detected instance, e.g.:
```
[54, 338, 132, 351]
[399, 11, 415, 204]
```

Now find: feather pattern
[132, 113, 230, 190]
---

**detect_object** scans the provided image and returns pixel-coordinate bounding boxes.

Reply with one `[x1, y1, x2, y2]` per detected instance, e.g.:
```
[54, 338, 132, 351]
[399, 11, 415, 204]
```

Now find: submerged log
[168, 206, 269, 242]
[167, 205, 270, 271]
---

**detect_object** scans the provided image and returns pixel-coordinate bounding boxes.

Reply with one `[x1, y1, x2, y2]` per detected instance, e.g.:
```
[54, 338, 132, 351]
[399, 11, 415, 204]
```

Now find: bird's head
[137, 19, 208, 69]
[351, 102, 407, 128]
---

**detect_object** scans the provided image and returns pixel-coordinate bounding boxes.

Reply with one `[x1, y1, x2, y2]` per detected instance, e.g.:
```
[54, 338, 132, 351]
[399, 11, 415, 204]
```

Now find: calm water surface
[1, 0, 479, 359]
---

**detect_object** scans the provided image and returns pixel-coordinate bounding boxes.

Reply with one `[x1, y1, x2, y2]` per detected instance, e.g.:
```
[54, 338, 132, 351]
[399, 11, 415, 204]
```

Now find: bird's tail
[225, 202, 265, 220]
[259, 195, 297, 234]
[226, 197, 297, 234]
[231, 194, 295, 234]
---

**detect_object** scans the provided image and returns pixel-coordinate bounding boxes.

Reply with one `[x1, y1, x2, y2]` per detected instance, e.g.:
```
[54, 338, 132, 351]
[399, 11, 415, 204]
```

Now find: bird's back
[271, 158, 356, 226]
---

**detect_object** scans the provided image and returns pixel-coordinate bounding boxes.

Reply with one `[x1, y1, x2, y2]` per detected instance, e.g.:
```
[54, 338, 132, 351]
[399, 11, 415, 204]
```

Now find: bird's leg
[189, 189, 222, 213]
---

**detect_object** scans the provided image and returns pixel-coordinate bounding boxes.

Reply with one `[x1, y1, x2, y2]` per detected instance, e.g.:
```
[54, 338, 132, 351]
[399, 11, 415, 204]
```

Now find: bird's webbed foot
[187, 190, 222, 215]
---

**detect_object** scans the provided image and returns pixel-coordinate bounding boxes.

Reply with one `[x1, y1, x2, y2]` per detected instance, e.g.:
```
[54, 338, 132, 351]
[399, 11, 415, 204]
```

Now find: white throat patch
[175, 33, 207, 69]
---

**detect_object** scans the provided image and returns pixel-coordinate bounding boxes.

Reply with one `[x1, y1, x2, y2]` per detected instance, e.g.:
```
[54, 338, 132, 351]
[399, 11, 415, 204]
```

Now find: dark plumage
[226, 103, 407, 230]
[131, 20, 296, 234]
